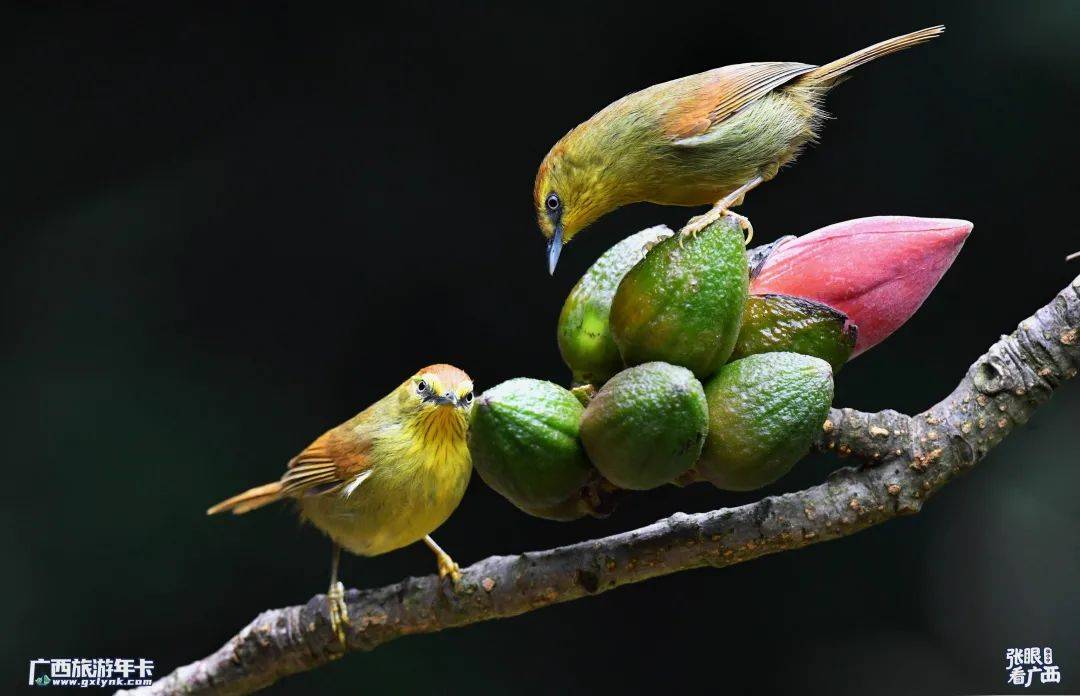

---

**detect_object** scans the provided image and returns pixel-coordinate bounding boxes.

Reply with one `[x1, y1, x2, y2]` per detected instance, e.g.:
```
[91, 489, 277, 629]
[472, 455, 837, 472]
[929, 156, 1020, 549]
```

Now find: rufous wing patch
[282, 430, 373, 497]
[664, 62, 818, 142]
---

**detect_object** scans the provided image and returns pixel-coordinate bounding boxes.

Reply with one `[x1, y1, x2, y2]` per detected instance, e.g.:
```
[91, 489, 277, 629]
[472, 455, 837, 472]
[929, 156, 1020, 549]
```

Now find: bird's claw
[436, 553, 463, 589]
[680, 208, 753, 246]
[327, 581, 350, 645]
[680, 211, 715, 241]
[732, 212, 754, 245]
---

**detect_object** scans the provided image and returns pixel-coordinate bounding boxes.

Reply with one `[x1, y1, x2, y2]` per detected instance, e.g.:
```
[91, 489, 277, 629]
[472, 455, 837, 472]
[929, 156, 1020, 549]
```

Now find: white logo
[28, 658, 154, 688]
[1006, 647, 1061, 687]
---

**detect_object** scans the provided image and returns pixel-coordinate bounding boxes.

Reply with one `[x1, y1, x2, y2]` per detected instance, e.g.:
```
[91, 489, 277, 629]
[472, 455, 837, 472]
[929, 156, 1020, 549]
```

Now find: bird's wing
[664, 62, 817, 143]
[281, 428, 374, 498]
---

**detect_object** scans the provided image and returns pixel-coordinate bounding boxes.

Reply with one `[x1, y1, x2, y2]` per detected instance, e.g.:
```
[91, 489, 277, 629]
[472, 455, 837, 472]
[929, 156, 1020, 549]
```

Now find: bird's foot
[423, 534, 463, 590]
[435, 551, 463, 588]
[327, 580, 350, 645]
[680, 208, 753, 245]
[732, 211, 753, 245]
[679, 208, 720, 244]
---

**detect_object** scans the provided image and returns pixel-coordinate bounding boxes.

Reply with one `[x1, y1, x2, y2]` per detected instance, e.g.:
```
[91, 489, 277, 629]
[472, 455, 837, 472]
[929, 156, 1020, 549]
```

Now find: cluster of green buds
[468, 215, 971, 519]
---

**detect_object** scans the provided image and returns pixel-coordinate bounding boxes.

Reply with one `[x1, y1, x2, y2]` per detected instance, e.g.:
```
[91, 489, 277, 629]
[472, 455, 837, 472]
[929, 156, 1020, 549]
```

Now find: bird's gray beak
[547, 225, 564, 275]
[433, 392, 458, 407]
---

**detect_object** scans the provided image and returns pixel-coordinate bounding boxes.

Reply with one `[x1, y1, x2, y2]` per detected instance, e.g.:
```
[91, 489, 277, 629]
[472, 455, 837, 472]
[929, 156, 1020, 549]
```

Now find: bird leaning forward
[535, 26, 945, 274]
[207, 364, 475, 644]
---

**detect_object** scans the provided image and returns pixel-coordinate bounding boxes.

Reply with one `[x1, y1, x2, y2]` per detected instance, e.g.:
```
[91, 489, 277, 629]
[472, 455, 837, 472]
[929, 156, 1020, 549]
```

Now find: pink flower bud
[750, 216, 972, 357]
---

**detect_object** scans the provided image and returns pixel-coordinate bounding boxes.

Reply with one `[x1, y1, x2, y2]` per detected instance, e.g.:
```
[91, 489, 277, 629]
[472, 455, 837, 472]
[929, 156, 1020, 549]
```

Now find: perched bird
[535, 26, 944, 273]
[208, 364, 475, 643]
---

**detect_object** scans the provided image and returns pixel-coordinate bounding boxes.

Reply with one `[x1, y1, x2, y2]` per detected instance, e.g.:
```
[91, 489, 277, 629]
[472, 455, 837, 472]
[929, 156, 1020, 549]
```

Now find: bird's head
[399, 364, 474, 427]
[535, 135, 614, 275]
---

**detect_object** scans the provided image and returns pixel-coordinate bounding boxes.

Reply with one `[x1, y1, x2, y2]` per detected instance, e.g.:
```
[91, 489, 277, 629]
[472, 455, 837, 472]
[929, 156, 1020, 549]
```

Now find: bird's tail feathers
[207, 481, 284, 515]
[801, 25, 944, 88]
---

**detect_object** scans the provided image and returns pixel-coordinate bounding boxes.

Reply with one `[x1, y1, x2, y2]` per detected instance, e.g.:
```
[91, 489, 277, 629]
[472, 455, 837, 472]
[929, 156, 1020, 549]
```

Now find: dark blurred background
[5, 2, 1078, 694]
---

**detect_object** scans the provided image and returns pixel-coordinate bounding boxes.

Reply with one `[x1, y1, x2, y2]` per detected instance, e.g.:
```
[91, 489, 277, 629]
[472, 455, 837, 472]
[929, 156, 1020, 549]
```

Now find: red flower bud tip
[750, 216, 972, 357]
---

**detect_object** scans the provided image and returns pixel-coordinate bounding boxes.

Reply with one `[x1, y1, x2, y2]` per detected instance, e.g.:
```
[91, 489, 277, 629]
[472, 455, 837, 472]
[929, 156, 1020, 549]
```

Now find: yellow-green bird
[208, 364, 475, 643]
[535, 26, 944, 273]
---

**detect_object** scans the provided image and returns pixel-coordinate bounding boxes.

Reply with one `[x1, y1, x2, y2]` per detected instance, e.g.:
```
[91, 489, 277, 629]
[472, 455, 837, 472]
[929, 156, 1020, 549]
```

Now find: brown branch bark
[122, 274, 1080, 696]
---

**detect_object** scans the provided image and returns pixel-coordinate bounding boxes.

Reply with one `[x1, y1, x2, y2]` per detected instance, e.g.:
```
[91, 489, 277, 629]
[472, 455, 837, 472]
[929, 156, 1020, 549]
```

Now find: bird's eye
[545, 193, 561, 211]
[417, 380, 428, 394]
[463, 391, 474, 404]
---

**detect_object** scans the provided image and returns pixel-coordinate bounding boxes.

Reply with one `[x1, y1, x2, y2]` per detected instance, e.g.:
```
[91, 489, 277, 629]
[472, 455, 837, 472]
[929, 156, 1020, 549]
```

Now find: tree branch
[123, 275, 1080, 696]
